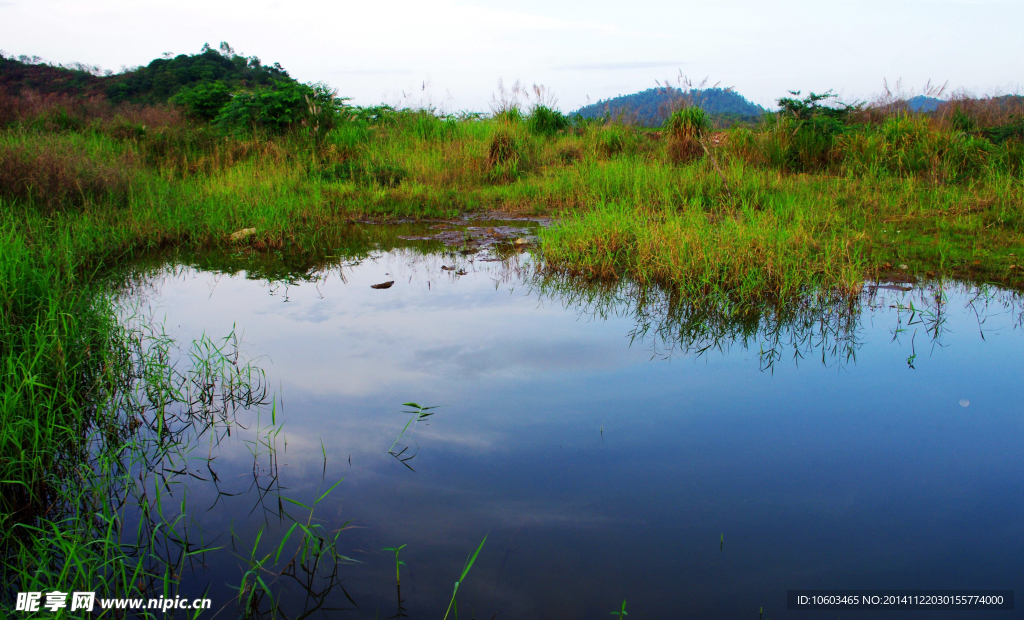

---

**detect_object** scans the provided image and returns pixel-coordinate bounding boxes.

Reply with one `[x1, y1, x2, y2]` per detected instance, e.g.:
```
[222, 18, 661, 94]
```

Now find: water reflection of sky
[129, 250, 1024, 619]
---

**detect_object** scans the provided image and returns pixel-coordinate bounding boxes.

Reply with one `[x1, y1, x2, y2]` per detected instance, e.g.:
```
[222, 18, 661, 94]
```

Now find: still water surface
[125, 230, 1024, 619]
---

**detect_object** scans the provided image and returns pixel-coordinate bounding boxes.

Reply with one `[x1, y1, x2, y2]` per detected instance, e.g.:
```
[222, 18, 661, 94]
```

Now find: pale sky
[2, 0, 1021, 112]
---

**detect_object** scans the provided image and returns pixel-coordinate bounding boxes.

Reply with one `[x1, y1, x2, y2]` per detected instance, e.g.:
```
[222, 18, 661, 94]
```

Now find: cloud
[330, 68, 416, 75]
[553, 61, 687, 71]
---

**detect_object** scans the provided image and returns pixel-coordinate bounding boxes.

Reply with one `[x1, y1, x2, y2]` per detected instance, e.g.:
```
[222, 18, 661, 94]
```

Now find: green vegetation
[106, 42, 291, 104]
[1, 45, 1023, 613]
[443, 535, 487, 620]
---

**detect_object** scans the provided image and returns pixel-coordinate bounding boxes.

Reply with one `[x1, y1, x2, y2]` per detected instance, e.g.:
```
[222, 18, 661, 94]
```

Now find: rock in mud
[229, 228, 257, 243]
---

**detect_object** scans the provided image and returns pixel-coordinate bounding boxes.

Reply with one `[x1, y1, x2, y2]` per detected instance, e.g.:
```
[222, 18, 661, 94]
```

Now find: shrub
[171, 81, 232, 121]
[213, 81, 344, 135]
[214, 81, 305, 134]
[767, 91, 858, 172]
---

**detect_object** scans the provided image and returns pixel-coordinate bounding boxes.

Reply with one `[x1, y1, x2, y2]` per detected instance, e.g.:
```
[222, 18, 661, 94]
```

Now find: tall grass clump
[487, 123, 530, 182]
[597, 122, 643, 158]
[527, 105, 569, 136]
[665, 106, 709, 164]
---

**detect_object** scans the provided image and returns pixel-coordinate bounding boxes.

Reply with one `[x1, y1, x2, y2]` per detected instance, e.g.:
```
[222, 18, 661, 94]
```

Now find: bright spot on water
[959, 399, 970, 407]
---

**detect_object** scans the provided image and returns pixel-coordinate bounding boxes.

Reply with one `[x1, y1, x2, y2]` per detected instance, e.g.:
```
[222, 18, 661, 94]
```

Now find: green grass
[1, 91, 1022, 611]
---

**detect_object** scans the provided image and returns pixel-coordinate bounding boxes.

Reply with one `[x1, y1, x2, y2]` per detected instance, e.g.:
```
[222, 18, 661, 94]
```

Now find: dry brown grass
[936, 93, 1024, 130]
[0, 88, 186, 136]
[667, 135, 703, 164]
[0, 140, 134, 212]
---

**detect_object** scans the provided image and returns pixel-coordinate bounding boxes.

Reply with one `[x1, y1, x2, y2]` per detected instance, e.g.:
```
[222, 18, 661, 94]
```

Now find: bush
[171, 81, 232, 121]
[766, 91, 858, 172]
[213, 81, 344, 135]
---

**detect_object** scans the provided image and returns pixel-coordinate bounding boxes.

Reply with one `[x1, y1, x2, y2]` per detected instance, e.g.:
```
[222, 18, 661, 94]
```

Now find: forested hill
[574, 87, 766, 126]
[0, 43, 295, 103]
[0, 55, 105, 97]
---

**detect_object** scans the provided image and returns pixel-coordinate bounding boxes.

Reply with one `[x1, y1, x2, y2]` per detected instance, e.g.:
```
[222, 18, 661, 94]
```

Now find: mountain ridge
[574, 87, 766, 126]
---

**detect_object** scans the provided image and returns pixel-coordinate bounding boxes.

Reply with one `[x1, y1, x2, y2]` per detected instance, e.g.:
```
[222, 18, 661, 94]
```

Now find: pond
[117, 221, 1024, 619]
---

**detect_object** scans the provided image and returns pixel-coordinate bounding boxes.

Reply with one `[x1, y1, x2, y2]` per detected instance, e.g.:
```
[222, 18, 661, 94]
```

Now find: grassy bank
[2, 81, 1023, 611]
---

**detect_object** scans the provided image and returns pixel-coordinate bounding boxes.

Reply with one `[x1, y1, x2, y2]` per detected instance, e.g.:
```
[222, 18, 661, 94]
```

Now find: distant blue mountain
[906, 95, 944, 112]
[574, 87, 765, 126]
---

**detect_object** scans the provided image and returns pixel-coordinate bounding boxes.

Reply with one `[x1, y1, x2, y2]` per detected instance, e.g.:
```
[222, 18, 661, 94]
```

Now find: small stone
[898, 264, 908, 270]
[514, 238, 528, 245]
[229, 228, 257, 243]
[370, 281, 394, 289]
